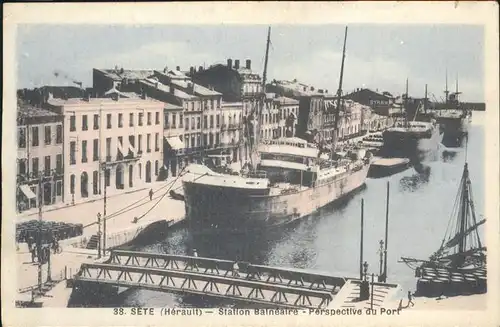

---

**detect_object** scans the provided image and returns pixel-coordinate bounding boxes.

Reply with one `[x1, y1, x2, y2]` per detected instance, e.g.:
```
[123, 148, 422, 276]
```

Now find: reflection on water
[115, 114, 485, 308]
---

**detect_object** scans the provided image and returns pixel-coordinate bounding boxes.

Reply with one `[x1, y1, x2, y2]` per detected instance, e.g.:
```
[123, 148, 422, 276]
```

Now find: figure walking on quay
[408, 291, 415, 307]
[149, 189, 154, 201]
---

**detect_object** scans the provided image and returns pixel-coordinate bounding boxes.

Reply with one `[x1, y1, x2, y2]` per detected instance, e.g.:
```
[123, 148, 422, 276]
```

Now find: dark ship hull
[438, 115, 471, 148]
[380, 126, 443, 162]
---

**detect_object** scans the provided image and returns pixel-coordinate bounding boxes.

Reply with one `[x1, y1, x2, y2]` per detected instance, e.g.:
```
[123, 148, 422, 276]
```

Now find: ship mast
[404, 78, 409, 127]
[250, 26, 271, 168]
[333, 26, 348, 150]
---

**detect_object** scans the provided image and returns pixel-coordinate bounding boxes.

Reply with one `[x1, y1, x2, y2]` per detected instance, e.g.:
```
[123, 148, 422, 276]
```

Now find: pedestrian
[149, 189, 153, 201]
[232, 261, 240, 278]
[407, 291, 415, 307]
[31, 246, 36, 263]
[192, 249, 198, 257]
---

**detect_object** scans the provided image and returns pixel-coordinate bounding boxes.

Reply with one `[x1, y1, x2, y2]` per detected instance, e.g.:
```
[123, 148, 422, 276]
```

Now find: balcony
[228, 124, 240, 131]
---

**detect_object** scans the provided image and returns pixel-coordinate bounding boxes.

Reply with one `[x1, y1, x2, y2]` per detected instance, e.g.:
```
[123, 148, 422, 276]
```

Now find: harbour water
[116, 113, 485, 308]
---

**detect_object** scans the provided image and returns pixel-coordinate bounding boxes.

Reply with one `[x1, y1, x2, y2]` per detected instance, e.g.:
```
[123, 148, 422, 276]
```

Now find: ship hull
[380, 127, 443, 162]
[183, 164, 370, 233]
[437, 116, 470, 148]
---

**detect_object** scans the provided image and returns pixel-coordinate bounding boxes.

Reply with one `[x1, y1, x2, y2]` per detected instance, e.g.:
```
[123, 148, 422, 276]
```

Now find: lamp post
[97, 212, 102, 259]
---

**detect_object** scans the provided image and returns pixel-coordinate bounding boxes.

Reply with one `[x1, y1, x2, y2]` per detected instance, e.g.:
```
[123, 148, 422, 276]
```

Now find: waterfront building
[345, 88, 396, 116]
[45, 95, 164, 204]
[16, 104, 64, 212]
[92, 68, 155, 97]
[274, 95, 299, 138]
[220, 101, 244, 163]
[267, 80, 326, 142]
[163, 102, 185, 177]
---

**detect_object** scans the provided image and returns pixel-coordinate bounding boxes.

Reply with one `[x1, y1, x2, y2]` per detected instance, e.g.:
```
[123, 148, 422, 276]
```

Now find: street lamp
[97, 212, 102, 259]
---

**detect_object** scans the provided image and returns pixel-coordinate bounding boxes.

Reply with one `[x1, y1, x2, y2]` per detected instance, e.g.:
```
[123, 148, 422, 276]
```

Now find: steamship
[182, 26, 372, 232]
[380, 83, 443, 161]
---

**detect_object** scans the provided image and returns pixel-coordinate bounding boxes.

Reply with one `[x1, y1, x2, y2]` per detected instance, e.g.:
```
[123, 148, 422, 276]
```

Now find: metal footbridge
[73, 250, 398, 309]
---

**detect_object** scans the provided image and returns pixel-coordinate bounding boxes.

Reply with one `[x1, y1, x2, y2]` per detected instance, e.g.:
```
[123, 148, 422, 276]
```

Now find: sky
[16, 24, 484, 102]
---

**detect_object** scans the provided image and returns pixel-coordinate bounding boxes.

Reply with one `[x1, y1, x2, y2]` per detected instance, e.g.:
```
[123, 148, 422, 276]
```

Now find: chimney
[187, 82, 195, 94]
[318, 89, 324, 94]
[246, 59, 251, 69]
[234, 60, 240, 69]
[112, 93, 119, 101]
[176, 66, 180, 71]
[325, 89, 328, 94]
[170, 85, 175, 94]
[190, 67, 194, 75]
[199, 66, 203, 72]
[227, 59, 233, 68]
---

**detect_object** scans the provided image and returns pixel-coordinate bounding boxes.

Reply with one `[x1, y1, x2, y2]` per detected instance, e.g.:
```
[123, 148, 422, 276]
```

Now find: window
[216, 115, 220, 128]
[105, 169, 110, 187]
[155, 160, 159, 175]
[32, 126, 39, 146]
[155, 133, 159, 151]
[81, 140, 88, 163]
[129, 113, 134, 127]
[44, 156, 51, 175]
[179, 114, 183, 128]
[117, 137, 123, 159]
[118, 113, 123, 128]
[197, 117, 201, 129]
[172, 113, 177, 128]
[70, 141, 76, 165]
[215, 132, 220, 145]
[56, 154, 62, 173]
[138, 135, 143, 152]
[204, 116, 208, 129]
[203, 133, 208, 146]
[147, 134, 151, 152]
[93, 114, 99, 130]
[70, 116, 76, 132]
[82, 115, 88, 131]
[93, 171, 99, 195]
[191, 135, 195, 148]
[18, 160, 26, 175]
[139, 112, 144, 126]
[70, 174, 75, 194]
[93, 139, 99, 161]
[32, 157, 39, 176]
[186, 135, 190, 148]
[164, 113, 169, 128]
[18, 128, 26, 148]
[105, 138, 111, 160]
[185, 118, 189, 130]
[56, 125, 62, 143]
[210, 116, 214, 128]
[44, 126, 51, 145]
[155, 112, 160, 125]
[56, 181, 62, 196]
[147, 112, 152, 125]
[129, 135, 135, 149]
[191, 117, 195, 130]
[106, 114, 112, 129]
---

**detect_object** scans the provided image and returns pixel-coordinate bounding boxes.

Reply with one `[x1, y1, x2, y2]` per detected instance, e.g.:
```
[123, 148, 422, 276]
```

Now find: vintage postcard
[2, 2, 499, 326]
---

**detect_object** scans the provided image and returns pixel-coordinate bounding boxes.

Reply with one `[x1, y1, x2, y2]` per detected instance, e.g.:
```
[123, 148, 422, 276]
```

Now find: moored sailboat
[400, 158, 486, 296]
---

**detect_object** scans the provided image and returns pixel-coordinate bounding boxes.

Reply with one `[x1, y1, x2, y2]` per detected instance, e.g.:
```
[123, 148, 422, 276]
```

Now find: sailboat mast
[445, 69, 449, 104]
[458, 163, 470, 254]
[404, 78, 409, 127]
[424, 84, 428, 114]
[333, 26, 348, 149]
[262, 26, 271, 90]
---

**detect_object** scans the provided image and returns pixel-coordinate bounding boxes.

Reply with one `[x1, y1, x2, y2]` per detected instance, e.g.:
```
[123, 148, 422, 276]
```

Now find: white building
[46, 96, 164, 203]
[220, 102, 244, 162]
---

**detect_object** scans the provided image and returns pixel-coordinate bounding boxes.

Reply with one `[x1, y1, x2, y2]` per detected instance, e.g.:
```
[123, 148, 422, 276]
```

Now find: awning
[166, 137, 184, 150]
[20, 185, 36, 199]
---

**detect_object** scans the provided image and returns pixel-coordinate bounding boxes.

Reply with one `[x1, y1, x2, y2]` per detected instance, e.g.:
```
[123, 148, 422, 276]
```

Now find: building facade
[16, 104, 64, 212]
[45, 96, 164, 204]
[163, 102, 185, 177]
[219, 102, 244, 163]
[345, 88, 395, 116]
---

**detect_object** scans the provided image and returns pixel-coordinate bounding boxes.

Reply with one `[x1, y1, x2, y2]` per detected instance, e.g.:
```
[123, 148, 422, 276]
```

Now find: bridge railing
[108, 250, 350, 290]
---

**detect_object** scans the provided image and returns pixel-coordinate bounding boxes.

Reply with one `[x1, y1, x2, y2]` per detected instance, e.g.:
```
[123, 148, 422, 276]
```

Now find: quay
[70, 249, 401, 309]
[16, 178, 186, 307]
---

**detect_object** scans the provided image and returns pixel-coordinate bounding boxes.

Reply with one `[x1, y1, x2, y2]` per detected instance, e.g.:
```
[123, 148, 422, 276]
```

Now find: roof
[95, 68, 155, 81]
[170, 79, 221, 97]
[274, 96, 299, 105]
[270, 80, 323, 97]
[221, 102, 243, 108]
[141, 78, 198, 100]
[164, 102, 183, 110]
[18, 104, 59, 118]
[46, 96, 163, 108]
